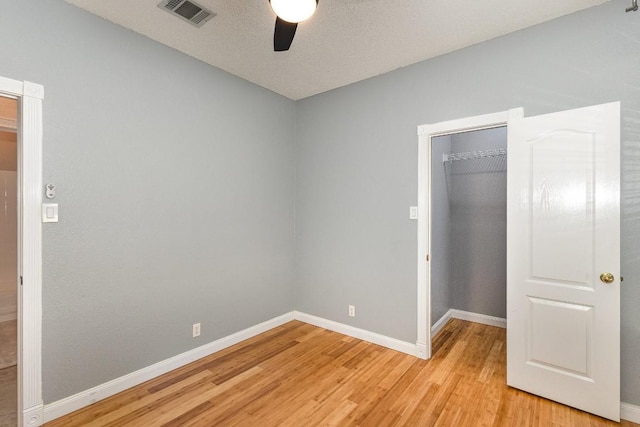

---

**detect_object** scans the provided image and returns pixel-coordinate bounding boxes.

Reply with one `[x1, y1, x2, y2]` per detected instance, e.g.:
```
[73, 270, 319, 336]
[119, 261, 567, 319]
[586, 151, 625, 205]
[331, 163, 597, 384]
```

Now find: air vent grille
[191, 10, 211, 24]
[158, 0, 215, 28]
[164, 0, 182, 10]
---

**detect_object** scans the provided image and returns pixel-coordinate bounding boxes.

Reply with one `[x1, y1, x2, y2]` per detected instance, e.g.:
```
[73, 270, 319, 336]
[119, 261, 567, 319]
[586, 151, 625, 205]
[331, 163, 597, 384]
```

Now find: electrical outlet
[192, 323, 201, 338]
[348, 305, 355, 317]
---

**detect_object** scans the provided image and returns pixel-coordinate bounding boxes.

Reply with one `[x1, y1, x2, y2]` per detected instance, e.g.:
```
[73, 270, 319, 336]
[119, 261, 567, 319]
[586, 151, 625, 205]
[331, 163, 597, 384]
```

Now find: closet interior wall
[430, 135, 452, 326]
[430, 127, 507, 328]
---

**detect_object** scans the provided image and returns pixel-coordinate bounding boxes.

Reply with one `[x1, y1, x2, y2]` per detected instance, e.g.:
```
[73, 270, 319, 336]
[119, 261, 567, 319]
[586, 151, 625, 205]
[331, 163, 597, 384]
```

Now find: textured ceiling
[65, 0, 609, 100]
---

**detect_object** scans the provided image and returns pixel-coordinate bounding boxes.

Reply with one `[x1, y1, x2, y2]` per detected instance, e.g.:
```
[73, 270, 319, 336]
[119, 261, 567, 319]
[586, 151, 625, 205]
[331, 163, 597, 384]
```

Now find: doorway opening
[0, 75, 44, 426]
[429, 126, 507, 344]
[0, 94, 18, 426]
[415, 109, 513, 360]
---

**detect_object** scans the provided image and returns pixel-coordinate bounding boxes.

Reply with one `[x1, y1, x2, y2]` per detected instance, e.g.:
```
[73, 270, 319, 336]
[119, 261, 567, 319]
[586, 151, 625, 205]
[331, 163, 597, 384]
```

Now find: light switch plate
[42, 203, 58, 223]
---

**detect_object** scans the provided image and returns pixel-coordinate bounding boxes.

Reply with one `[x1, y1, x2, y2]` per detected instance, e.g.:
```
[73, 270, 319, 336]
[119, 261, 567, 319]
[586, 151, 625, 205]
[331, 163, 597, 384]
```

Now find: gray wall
[1, 0, 296, 402]
[430, 128, 507, 324]
[295, 0, 640, 405]
[448, 128, 507, 318]
[429, 135, 452, 326]
[2, 0, 640, 411]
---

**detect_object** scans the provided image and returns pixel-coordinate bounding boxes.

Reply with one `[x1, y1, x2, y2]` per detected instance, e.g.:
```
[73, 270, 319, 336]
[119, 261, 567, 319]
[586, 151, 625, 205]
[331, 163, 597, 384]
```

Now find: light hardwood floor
[45, 319, 638, 426]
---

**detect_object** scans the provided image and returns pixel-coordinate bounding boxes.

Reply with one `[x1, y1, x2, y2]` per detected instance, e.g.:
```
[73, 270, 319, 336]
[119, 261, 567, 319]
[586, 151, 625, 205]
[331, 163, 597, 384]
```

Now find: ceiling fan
[269, 0, 319, 51]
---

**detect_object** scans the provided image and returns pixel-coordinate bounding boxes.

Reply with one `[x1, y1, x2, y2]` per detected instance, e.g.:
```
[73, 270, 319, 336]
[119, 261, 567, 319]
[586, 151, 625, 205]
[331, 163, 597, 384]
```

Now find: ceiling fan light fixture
[270, 0, 316, 23]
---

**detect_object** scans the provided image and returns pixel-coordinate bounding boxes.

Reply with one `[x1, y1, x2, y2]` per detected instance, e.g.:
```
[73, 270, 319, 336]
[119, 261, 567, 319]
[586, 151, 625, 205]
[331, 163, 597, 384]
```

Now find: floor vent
[158, 0, 215, 28]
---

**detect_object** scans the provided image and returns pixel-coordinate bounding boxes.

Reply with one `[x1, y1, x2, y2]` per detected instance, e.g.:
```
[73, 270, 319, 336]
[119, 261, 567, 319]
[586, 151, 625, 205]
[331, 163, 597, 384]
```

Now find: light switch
[409, 206, 418, 220]
[42, 203, 58, 223]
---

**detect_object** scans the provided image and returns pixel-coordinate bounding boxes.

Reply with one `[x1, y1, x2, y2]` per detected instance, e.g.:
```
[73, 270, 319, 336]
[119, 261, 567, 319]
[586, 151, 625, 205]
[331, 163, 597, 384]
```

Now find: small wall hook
[626, 0, 638, 12]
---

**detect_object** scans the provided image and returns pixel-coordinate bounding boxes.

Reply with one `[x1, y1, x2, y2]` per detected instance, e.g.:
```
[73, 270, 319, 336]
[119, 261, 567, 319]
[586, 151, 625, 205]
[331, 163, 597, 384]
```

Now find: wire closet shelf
[442, 148, 507, 163]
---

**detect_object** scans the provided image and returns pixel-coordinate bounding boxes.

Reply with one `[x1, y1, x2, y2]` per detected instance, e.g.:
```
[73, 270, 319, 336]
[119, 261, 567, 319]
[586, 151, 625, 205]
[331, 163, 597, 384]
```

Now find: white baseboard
[622, 401, 640, 423]
[43, 312, 295, 423]
[450, 309, 506, 328]
[293, 311, 416, 356]
[431, 309, 453, 336]
[23, 403, 44, 426]
[431, 309, 506, 336]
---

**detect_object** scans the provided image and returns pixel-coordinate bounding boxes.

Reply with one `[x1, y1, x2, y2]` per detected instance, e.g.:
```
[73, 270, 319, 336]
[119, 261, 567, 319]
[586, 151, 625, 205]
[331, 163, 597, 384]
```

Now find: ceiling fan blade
[274, 17, 297, 51]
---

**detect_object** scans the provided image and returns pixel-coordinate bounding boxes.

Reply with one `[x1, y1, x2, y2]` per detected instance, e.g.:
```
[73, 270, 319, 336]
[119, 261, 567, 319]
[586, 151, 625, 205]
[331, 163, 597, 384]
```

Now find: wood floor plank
[80, 370, 214, 426]
[44, 319, 640, 427]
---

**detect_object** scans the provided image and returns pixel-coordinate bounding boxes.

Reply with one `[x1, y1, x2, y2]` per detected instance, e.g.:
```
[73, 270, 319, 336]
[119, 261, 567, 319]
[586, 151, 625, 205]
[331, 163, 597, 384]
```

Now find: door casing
[416, 109, 518, 359]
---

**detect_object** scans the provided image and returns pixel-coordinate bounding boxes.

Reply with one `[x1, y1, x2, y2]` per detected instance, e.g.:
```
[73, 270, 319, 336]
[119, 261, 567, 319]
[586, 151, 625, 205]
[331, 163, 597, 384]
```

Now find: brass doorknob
[600, 272, 615, 284]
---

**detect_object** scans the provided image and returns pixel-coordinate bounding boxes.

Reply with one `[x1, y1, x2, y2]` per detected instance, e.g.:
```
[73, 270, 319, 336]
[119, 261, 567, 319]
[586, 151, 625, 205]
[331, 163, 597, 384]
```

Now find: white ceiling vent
[158, 0, 215, 28]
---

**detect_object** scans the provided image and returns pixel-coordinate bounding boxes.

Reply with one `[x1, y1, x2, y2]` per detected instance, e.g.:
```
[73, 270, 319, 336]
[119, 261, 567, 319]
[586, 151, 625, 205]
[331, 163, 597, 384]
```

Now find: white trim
[450, 309, 506, 328]
[431, 309, 506, 337]
[20, 82, 44, 427]
[416, 129, 430, 359]
[415, 342, 427, 360]
[43, 312, 295, 423]
[293, 311, 416, 356]
[0, 76, 28, 98]
[0, 77, 44, 427]
[23, 405, 43, 427]
[621, 402, 640, 423]
[430, 309, 452, 337]
[417, 111, 513, 136]
[416, 109, 519, 362]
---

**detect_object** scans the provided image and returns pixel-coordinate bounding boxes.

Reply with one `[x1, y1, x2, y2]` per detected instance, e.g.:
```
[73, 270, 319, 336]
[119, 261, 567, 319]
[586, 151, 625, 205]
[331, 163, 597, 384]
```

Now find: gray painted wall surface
[448, 128, 507, 318]
[1, 1, 296, 402]
[2, 0, 639, 410]
[430, 128, 507, 324]
[429, 135, 452, 326]
[295, 0, 640, 405]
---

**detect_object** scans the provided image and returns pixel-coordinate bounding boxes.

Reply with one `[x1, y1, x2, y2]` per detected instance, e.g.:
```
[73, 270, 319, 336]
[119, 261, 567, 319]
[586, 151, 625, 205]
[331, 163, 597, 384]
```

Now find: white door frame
[0, 76, 44, 426]
[415, 108, 521, 359]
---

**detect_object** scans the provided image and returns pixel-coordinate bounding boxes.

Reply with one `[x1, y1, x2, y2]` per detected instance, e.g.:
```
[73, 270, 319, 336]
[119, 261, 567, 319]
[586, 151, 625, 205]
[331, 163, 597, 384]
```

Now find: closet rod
[442, 148, 507, 163]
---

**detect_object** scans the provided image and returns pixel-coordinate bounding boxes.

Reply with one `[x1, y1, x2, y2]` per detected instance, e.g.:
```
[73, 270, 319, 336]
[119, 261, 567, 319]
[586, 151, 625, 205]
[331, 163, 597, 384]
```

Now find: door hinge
[426, 254, 430, 262]
[20, 276, 23, 285]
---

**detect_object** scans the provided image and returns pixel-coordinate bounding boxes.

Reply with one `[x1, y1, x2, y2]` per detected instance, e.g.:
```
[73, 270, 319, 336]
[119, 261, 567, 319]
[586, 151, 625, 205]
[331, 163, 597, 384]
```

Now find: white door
[506, 102, 620, 421]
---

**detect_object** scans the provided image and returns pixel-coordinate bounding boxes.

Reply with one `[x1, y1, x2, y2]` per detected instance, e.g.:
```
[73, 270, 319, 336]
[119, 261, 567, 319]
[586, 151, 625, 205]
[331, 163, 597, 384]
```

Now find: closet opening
[416, 110, 512, 360]
[429, 126, 508, 346]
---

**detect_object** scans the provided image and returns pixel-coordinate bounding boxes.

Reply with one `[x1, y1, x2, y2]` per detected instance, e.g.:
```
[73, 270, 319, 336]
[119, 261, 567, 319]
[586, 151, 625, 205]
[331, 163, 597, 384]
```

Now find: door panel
[531, 132, 593, 285]
[507, 102, 620, 421]
[528, 297, 593, 376]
